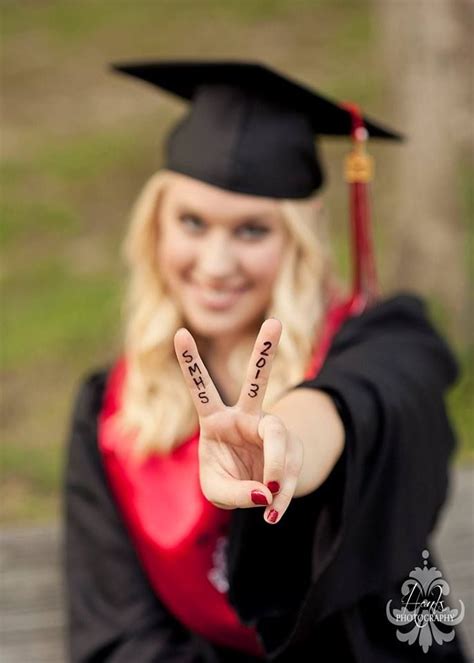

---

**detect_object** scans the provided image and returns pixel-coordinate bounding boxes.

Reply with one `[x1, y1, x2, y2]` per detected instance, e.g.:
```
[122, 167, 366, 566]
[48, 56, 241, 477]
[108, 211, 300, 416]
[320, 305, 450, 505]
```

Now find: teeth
[206, 290, 233, 297]
[196, 285, 240, 295]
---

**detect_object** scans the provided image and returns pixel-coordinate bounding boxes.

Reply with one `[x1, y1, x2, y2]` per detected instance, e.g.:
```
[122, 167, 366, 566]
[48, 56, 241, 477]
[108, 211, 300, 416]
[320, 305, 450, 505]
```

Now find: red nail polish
[267, 509, 279, 523]
[251, 490, 268, 506]
[267, 481, 280, 494]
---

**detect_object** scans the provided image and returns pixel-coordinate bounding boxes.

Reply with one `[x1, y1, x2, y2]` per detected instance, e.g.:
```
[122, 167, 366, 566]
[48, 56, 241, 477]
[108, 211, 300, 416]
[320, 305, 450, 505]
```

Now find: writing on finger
[248, 340, 272, 399]
[182, 349, 209, 404]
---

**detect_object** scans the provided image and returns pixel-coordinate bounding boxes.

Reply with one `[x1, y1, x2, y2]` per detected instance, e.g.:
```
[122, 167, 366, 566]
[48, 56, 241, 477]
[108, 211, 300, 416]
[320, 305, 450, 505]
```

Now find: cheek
[242, 240, 285, 287]
[157, 229, 193, 278]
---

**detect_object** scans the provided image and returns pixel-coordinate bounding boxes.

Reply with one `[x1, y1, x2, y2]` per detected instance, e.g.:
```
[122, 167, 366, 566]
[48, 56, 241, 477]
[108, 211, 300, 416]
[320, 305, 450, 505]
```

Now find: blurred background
[3, 0, 472, 526]
[0, 0, 472, 660]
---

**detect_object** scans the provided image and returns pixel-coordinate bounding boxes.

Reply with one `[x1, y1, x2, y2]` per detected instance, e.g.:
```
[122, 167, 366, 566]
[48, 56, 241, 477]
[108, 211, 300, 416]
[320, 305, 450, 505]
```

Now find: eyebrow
[176, 204, 276, 224]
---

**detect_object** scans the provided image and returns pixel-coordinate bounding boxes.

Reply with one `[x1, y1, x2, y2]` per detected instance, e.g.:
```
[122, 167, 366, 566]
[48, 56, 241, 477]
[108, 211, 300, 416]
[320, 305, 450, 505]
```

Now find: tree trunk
[374, 0, 472, 342]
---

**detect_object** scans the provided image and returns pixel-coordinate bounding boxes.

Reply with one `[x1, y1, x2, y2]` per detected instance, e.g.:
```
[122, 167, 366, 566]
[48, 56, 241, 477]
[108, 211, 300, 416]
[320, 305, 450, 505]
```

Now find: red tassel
[341, 102, 379, 314]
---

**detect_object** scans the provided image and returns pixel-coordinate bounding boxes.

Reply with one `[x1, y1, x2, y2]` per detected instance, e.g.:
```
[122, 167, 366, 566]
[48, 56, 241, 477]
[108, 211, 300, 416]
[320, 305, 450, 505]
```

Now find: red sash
[98, 298, 351, 655]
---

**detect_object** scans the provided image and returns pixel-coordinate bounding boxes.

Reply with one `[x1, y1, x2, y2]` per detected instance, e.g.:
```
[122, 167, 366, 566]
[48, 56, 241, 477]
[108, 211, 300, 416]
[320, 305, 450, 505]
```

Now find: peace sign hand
[174, 319, 304, 525]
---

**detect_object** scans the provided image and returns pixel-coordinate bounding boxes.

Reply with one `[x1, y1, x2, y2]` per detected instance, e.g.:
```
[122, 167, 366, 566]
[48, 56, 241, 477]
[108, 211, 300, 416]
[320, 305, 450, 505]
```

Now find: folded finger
[263, 433, 303, 525]
[199, 467, 273, 510]
[258, 414, 287, 496]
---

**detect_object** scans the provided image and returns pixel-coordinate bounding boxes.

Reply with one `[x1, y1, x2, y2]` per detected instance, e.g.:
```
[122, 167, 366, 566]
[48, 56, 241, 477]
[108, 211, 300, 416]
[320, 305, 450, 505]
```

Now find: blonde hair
[114, 170, 338, 456]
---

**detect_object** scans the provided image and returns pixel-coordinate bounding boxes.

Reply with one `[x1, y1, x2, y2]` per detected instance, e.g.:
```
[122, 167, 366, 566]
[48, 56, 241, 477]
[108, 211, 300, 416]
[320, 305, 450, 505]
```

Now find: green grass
[1, 444, 63, 497]
[451, 157, 474, 461]
[428, 299, 473, 463]
[1, 117, 163, 200]
[448, 348, 474, 462]
[4, 260, 122, 370]
[460, 158, 474, 292]
[32, 123, 157, 184]
[1, 200, 80, 247]
[0, 0, 355, 42]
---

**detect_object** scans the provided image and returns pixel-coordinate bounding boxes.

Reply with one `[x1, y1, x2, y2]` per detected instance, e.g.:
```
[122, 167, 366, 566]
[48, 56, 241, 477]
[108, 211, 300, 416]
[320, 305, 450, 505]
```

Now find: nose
[197, 230, 238, 280]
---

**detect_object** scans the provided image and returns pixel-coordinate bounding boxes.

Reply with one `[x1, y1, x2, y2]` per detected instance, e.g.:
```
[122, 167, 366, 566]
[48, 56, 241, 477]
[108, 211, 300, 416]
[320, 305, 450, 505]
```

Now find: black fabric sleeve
[63, 370, 216, 663]
[225, 293, 460, 659]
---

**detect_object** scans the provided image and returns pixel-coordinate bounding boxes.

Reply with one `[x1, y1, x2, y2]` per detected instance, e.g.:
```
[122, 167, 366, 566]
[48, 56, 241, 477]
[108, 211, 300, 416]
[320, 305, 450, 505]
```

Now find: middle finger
[237, 318, 282, 414]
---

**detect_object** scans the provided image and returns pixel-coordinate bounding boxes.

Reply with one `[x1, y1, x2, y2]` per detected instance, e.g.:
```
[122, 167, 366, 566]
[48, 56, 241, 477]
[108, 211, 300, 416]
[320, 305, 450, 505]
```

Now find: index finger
[174, 328, 224, 417]
[237, 318, 282, 414]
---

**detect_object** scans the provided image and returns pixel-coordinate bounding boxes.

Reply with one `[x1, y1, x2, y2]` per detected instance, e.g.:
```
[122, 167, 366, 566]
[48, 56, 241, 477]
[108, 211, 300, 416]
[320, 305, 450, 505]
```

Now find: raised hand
[174, 319, 304, 524]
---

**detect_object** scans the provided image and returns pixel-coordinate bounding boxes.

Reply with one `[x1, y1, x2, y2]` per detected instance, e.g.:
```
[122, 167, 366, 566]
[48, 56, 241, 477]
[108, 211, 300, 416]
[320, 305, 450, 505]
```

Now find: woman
[64, 61, 467, 662]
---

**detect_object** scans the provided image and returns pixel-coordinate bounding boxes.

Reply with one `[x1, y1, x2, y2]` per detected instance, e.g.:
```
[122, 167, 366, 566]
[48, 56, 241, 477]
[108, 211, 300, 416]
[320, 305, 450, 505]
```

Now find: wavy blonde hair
[114, 170, 339, 456]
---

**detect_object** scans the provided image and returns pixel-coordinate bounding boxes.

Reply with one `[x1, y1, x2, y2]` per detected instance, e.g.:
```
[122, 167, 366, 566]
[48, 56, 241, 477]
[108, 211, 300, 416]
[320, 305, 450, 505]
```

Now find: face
[157, 175, 287, 342]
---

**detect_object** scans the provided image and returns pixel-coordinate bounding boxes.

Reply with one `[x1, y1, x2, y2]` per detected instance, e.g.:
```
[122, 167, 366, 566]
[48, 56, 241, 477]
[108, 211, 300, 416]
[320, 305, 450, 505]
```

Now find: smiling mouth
[188, 281, 249, 310]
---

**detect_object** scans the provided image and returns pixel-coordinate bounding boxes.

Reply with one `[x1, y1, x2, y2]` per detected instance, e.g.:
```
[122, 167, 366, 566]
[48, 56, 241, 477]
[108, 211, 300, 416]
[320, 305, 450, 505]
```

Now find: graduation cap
[111, 60, 404, 313]
[109, 60, 402, 199]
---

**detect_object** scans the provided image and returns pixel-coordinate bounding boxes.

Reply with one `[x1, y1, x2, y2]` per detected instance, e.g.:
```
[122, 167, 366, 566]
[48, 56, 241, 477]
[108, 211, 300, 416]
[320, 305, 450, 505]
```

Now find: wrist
[269, 388, 345, 497]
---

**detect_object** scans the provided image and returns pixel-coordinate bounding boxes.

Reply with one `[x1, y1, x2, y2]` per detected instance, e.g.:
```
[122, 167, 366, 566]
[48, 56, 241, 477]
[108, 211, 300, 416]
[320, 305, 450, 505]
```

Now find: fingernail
[267, 509, 279, 523]
[251, 490, 269, 506]
[267, 481, 280, 494]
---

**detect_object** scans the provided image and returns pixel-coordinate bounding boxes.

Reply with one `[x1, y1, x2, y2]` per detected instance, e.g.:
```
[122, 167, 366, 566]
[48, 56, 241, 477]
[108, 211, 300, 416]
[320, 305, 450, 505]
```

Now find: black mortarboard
[110, 60, 402, 198]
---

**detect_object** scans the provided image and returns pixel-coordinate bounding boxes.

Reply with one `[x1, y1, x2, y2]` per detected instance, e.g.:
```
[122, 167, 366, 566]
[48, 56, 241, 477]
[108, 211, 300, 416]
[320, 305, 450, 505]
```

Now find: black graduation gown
[63, 293, 469, 662]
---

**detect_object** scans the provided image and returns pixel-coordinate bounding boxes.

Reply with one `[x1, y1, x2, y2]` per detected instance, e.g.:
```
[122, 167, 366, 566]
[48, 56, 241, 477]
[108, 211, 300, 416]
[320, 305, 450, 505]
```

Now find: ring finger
[263, 432, 303, 525]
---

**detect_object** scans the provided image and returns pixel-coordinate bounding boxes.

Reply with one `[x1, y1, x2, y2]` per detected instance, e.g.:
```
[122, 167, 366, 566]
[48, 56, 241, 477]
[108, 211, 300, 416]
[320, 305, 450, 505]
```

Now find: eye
[179, 214, 205, 233]
[235, 222, 270, 240]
